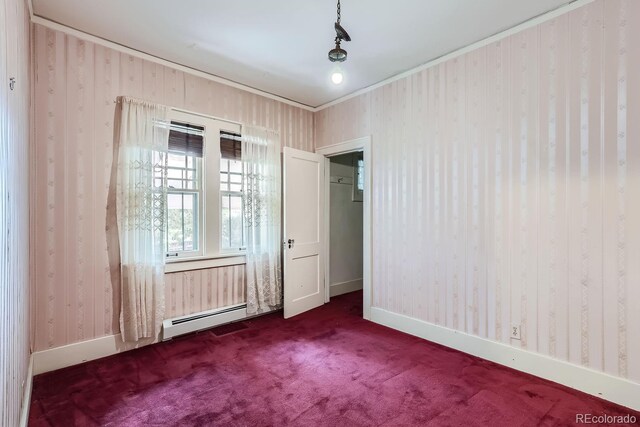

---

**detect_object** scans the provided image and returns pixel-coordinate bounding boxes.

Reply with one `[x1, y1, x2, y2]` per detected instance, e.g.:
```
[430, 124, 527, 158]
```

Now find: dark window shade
[169, 122, 204, 157]
[220, 132, 241, 161]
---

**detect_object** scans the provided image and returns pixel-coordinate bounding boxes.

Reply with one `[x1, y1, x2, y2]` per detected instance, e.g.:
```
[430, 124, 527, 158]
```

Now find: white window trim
[165, 254, 246, 273]
[165, 109, 243, 270]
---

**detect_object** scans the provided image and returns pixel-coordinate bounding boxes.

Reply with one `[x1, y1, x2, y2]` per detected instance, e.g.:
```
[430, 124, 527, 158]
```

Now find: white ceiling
[33, 0, 571, 108]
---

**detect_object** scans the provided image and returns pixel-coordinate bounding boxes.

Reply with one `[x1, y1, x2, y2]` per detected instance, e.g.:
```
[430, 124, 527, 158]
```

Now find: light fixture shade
[328, 45, 347, 62]
[331, 71, 344, 85]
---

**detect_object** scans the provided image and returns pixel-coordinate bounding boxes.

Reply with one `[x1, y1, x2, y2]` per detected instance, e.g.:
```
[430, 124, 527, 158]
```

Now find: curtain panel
[115, 96, 169, 342]
[242, 127, 283, 314]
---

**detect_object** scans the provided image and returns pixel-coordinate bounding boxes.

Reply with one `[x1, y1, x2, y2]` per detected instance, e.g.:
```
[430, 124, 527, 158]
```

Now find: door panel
[283, 147, 325, 319]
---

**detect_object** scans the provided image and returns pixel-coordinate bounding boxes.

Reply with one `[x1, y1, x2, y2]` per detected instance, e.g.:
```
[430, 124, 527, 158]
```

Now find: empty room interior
[2, 0, 640, 425]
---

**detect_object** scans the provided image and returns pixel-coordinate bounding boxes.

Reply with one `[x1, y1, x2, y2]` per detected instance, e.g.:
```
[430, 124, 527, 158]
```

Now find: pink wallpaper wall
[165, 265, 245, 319]
[32, 24, 314, 351]
[315, 0, 640, 383]
[0, 0, 31, 424]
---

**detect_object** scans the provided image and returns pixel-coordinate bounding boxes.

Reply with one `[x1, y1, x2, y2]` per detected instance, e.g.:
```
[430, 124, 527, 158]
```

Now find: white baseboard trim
[32, 306, 270, 375]
[330, 278, 363, 297]
[370, 307, 640, 412]
[19, 354, 33, 427]
[32, 333, 158, 375]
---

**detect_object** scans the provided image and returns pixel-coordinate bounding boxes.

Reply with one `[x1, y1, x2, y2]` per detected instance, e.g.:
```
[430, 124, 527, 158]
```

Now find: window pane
[183, 193, 197, 251]
[167, 192, 198, 254]
[221, 193, 244, 250]
[229, 195, 244, 249]
[229, 159, 242, 173]
[167, 168, 183, 180]
[221, 194, 231, 249]
[167, 193, 184, 252]
[168, 153, 186, 168]
[167, 179, 183, 189]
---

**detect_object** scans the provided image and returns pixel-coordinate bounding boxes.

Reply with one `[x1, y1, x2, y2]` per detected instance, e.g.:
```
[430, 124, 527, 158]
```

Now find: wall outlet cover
[511, 325, 521, 340]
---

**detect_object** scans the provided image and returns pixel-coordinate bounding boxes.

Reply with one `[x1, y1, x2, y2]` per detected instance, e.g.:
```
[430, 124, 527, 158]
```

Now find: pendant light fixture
[328, 0, 351, 63]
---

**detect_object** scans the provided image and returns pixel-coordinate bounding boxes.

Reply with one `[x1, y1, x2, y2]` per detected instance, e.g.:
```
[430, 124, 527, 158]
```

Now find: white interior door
[283, 147, 325, 318]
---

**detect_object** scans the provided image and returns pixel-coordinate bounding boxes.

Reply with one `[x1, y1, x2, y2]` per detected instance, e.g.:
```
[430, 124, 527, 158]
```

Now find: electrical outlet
[511, 325, 521, 340]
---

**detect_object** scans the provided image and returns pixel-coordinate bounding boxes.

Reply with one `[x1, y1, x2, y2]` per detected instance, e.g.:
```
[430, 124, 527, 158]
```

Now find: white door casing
[283, 147, 326, 318]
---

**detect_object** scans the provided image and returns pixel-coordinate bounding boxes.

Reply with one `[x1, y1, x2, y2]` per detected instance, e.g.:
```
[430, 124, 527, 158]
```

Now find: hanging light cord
[335, 0, 342, 45]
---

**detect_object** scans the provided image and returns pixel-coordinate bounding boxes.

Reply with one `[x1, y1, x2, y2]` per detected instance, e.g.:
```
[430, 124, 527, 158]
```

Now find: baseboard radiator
[162, 303, 248, 340]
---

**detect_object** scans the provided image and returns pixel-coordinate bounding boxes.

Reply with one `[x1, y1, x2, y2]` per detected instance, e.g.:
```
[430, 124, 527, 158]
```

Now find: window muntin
[166, 152, 199, 190]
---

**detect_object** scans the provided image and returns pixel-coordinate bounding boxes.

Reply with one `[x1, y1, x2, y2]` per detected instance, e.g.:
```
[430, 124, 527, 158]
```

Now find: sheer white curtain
[116, 96, 169, 342]
[242, 126, 282, 314]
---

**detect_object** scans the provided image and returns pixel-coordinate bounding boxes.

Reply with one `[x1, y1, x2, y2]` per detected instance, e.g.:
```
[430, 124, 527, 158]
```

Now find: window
[157, 110, 243, 260]
[356, 158, 364, 191]
[353, 152, 364, 202]
[160, 121, 204, 258]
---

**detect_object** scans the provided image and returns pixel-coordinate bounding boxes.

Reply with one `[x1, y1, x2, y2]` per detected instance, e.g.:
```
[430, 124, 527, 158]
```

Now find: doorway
[326, 152, 364, 301]
[316, 136, 372, 320]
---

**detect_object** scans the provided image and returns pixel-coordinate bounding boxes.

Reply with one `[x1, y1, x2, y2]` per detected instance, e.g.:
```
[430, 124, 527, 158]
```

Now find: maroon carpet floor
[30, 291, 639, 426]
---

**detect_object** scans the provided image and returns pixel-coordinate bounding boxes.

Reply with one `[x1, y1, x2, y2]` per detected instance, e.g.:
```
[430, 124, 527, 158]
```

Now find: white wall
[329, 154, 363, 296]
[0, 0, 31, 425]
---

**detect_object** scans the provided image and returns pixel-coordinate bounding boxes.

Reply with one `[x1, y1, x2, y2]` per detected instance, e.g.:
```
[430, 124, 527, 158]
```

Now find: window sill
[165, 253, 246, 273]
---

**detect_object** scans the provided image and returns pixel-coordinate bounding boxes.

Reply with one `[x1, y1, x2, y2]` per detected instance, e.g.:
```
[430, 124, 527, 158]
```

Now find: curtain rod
[113, 97, 243, 128]
[113, 98, 279, 135]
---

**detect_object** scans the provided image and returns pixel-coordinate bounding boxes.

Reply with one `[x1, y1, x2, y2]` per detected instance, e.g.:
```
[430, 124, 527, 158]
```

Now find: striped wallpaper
[0, 0, 31, 424]
[165, 264, 246, 319]
[315, 0, 640, 383]
[31, 24, 314, 351]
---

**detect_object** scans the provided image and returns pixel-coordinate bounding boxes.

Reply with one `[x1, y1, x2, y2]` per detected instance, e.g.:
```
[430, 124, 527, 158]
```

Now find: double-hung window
[157, 110, 244, 262]
[164, 122, 204, 258]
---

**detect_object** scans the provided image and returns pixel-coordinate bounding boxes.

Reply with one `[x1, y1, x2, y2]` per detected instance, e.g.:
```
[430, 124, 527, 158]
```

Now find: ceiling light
[328, 0, 352, 63]
[331, 71, 344, 85]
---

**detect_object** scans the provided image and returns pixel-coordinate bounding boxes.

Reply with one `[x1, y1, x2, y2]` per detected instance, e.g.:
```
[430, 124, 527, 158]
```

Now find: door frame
[316, 136, 372, 321]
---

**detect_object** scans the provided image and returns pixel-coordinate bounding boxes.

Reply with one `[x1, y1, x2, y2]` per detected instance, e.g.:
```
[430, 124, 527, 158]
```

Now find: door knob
[287, 239, 295, 249]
